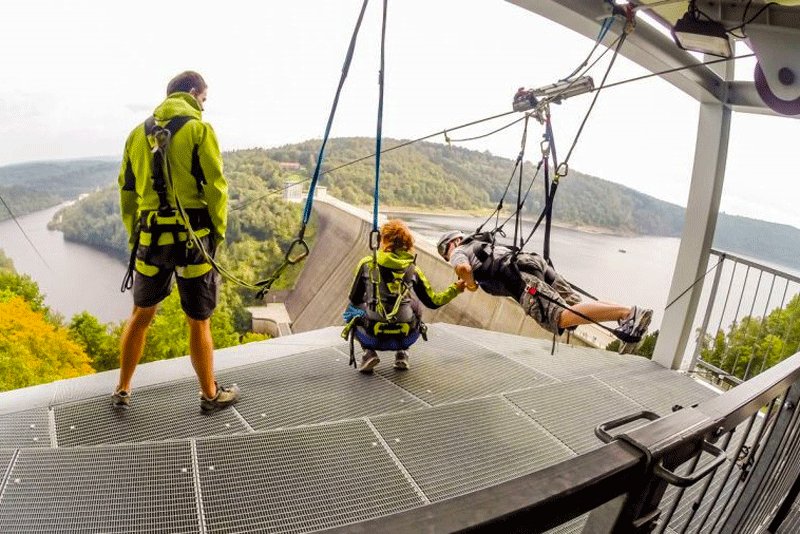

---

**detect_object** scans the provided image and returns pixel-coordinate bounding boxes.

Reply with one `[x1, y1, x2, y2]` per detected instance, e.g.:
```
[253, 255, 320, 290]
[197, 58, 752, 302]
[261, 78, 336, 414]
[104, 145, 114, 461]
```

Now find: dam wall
[285, 197, 602, 348]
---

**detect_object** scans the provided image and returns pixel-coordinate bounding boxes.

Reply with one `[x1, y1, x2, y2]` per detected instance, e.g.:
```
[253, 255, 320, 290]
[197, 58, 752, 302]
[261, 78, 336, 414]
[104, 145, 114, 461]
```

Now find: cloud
[126, 103, 152, 114]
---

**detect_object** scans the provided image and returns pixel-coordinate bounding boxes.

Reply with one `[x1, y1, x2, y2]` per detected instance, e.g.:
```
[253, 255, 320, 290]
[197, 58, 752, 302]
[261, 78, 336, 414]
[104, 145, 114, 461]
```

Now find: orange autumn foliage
[0, 296, 94, 391]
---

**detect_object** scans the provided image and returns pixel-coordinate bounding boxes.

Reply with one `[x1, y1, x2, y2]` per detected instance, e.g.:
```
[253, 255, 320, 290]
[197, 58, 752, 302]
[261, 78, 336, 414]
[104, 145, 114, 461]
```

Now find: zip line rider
[113, 71, 239, 412]
[345, 220, 466, 373]
[437, 231, 652, 353]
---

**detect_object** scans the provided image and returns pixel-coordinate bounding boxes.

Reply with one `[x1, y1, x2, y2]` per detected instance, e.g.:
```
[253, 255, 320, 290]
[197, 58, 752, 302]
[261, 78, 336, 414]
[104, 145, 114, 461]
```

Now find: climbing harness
[121, 115, 208, 292]
[451, 12, 638, 349]
[336, 0, 427, 368]
[121, 113, 273, 295]
[343, 257, 428, 369]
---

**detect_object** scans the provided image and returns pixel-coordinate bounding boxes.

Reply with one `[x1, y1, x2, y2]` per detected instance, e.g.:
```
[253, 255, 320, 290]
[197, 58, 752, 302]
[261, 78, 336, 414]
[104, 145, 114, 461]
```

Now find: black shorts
[133, 235, 219, 320]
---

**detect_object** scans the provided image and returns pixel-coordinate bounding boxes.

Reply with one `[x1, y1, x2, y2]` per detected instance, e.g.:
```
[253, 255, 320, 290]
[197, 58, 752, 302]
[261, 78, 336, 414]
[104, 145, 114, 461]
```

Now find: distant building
[278, 162, 302, 171]
[283, 181, 304, 202]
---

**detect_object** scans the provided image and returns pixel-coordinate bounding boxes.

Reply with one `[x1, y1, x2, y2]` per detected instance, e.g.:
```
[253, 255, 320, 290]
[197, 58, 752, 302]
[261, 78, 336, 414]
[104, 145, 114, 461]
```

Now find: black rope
[664, 253, 727, 310]
[234, 50, 753, 218]
[446, 115, 528, 143]
[0, 193, 51, 270]
[561, 31, 627, 170]
[233, 109, 518, 213]
[591, 53, 755, 94]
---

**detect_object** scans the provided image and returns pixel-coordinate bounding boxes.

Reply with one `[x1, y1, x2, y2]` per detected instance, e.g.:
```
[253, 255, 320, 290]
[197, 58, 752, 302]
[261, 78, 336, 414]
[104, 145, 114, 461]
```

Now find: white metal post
[653, 59, 733, 370]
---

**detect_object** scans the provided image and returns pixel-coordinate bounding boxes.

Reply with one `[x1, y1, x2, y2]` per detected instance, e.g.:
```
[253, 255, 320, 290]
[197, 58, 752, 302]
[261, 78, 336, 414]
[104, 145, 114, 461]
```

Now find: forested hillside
[3, 139, 799, 270]
[263, 138, 686, 236]
[0, 159, 117, 221]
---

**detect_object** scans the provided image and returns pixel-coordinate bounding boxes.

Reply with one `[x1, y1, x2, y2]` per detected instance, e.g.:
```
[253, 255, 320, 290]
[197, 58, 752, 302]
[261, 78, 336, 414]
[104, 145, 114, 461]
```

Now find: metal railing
[324, 352, 800, 533]
[687, 249, 800, 388]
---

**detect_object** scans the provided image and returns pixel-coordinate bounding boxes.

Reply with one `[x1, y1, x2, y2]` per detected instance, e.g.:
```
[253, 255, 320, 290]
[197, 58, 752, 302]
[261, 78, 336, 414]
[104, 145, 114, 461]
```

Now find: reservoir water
[390, 211, 683, 329]
[0, 204, 132, 323]
[1, 203, 682, 328]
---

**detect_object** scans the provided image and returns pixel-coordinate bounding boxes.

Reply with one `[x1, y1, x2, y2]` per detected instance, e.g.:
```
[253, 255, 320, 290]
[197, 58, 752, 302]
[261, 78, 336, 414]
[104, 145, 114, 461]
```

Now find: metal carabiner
[368, 229, 381, 251]
[284, 238, 310, 265]
[556, 162, 569, 180]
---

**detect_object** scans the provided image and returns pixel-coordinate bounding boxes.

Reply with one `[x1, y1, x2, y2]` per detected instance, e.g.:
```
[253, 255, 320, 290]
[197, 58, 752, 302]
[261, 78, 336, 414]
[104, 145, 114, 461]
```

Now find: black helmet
[437, 230, 464, 258]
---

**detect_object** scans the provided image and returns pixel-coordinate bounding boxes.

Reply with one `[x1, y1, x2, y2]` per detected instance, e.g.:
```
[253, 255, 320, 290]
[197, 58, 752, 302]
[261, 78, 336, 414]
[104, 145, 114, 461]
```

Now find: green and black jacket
[349, 250, 461, 324]
[117, 92, 228, 248]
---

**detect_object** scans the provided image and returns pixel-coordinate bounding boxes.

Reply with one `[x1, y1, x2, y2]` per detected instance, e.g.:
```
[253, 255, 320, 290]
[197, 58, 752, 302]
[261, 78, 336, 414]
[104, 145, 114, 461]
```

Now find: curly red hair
[381, 219, 414, 253]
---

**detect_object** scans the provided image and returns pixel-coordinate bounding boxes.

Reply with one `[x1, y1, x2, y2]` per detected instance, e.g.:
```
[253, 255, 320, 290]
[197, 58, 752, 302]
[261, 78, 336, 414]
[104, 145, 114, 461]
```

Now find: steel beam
[653, 56, 733, 369]
[506, 0, 725, 103]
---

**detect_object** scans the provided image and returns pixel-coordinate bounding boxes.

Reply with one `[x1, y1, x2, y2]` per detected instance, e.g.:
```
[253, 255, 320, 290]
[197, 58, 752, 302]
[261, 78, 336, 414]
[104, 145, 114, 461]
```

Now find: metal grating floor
[0, 323, 727, 533]
[375, 326, 554, 405]
[596, 366, 719, 416]
[0, 408, 50, 449]
[216, 347, 427, 431]
[369, 396, 574, 502]
[506, 376, 647, 455]
[54, 378, 248, 447]
[195, 419, 424, 533]
[0, 442, 199, 533]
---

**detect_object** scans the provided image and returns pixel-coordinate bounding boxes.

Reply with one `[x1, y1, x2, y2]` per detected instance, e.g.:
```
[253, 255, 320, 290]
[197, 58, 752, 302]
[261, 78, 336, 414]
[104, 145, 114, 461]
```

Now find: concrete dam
[282, 196, 609, 348]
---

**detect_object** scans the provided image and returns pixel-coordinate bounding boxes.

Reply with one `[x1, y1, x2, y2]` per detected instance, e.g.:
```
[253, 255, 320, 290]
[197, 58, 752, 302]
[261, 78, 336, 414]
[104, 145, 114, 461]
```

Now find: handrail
[322, 441, 646, 533]
[690, 248, 800, 384]
[323, 351, 800, 533]
[709, 248, 800, 285]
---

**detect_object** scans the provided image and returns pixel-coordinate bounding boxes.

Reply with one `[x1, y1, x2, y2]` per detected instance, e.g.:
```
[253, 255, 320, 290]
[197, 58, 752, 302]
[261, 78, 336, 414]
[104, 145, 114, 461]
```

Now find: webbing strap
[145, 116, 194, 214]
[302, 0, 370, 233]
[257, 0, 371, 299]
[372, 0, 388, 233]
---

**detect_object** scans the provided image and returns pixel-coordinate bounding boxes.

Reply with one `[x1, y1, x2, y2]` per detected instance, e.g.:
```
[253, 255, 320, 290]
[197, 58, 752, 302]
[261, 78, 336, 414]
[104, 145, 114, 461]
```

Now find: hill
[2, 140, 799, 271]
[0, 159, 118, 221]
[264, 137, 800, 270]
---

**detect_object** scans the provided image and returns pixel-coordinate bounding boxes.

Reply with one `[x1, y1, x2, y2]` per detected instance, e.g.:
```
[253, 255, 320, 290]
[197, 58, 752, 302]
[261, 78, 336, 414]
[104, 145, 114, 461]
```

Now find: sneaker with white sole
[111, 389, 130, 410]
[200, 382, 240, 412]
[393, 351, 410, 370]
[358, 350, 380, 374]
[617, 306, 653, 354]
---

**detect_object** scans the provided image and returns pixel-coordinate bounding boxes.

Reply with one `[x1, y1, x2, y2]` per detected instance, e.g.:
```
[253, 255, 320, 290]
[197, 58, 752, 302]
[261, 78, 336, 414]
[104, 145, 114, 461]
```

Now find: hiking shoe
[358, 350, 380, 374]
[617, 306, 653, 354]
[111, 389, 130, 410]
[393, 351, 410, 370]
[200, 383, 240, 412]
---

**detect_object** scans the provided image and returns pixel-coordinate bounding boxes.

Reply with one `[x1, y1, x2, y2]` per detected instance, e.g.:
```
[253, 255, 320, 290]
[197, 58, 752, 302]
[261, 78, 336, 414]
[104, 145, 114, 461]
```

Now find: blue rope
[372, 0, 388, 232]
[302, 0, 370, 228]
[598, 16, 613, 43]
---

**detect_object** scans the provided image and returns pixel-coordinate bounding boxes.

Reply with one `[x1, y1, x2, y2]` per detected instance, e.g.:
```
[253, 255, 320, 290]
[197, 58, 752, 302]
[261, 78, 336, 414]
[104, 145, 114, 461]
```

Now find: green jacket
[349, 250, 461, 313]
[118, 92, 228, 246]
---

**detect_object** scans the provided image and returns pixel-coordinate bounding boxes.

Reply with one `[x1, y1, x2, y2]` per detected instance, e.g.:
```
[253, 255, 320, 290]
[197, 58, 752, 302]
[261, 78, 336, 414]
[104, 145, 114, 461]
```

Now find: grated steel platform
[0, 409, 50, 449]
[0, 323, 721, 533]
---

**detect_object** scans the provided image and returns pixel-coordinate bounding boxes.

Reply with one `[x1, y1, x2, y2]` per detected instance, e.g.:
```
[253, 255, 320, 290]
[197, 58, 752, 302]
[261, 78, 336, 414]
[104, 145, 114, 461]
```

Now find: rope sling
[459, 9, 640, 346]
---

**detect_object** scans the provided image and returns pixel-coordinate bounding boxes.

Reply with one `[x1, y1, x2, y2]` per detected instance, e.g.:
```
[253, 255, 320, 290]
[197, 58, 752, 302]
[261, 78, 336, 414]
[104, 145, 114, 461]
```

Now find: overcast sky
[1, 0, 798, 228]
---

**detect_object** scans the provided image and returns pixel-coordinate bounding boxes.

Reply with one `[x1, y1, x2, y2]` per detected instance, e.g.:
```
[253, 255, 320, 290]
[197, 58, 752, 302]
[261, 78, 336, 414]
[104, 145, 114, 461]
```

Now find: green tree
[699, 294, 800, 381]
[0, 270, 56, 322]
[605, 330, 658, 358]
[0, 249, 13, 271]
[68, 311, 120, 372]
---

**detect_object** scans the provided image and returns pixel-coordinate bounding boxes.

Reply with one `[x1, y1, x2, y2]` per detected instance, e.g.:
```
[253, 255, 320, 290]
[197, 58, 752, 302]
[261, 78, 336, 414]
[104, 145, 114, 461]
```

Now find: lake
[0, 204, 132, 323]
[1, 203, 682, 329]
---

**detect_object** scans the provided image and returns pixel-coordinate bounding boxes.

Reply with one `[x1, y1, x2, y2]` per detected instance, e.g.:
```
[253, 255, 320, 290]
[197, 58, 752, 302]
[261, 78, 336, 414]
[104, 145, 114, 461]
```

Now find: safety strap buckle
[369, 229, 381, 251]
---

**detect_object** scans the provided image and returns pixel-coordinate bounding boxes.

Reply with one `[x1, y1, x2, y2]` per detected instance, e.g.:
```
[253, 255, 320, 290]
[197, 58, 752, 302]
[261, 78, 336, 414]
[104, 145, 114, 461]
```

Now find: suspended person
[344, 220, 466, 373]
[436, 231, 652, 353]
[113, 70, 239, 412]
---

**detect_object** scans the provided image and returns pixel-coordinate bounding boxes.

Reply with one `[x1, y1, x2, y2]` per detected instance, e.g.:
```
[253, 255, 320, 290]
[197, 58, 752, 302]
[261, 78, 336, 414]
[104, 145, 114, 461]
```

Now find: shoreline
[379, 206, 638, 237]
